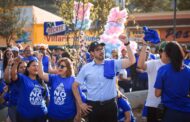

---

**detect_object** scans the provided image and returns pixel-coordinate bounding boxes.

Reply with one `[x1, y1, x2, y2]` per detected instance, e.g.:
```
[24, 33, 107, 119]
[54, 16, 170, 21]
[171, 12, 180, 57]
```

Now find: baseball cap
[11, 46, 19, 52]
[159, 41, 167, 52]
[88, 41, 105, 52]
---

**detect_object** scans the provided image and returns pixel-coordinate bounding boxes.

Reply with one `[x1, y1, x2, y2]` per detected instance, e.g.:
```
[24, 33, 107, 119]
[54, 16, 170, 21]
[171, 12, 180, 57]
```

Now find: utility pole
[173, 0, 177, 41]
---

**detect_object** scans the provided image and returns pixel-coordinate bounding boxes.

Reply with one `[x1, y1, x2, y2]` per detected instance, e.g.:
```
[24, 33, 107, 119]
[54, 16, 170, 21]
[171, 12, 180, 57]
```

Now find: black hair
[17, 61, 26, 71]
[24, 60, 44, 86]
[164, 42, 184, 72]
[25, 60, 48, 98]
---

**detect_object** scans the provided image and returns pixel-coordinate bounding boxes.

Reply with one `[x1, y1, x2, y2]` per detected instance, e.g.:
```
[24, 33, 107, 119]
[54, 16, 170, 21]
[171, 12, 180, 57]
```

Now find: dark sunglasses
[58, 65, 66, 69]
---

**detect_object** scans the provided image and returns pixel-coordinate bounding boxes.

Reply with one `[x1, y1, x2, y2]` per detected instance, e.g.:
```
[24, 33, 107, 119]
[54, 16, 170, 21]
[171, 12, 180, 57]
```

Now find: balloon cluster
[73, 1, 93, 30]
[99, 7, 128, 58]
[143, 26, 160, 44]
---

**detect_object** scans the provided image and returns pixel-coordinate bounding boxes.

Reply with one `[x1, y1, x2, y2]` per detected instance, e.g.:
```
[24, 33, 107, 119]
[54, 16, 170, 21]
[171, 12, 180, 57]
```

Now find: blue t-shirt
[16, 74, 47, 118]
[154, 64, 190, 112]
[22, 56, 38, 62]
[184, 59, 190, 67]
[48, 74, 76, 120]
[8, 82, 19, 106]
[117, 97, 135, 122]
[42, 55, 49, 73]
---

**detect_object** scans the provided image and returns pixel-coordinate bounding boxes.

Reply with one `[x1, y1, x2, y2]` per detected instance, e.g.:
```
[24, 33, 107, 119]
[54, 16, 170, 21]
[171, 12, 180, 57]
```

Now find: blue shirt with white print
[154, 64, 190, 112]
[16, 74, 47, 118]
[117, 97, 135, 122]
[48, 74, 76, 120]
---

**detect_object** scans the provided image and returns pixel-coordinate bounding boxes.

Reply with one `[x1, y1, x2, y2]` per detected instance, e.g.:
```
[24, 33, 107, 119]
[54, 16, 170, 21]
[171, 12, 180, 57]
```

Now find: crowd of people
[0, 34, 190, 122]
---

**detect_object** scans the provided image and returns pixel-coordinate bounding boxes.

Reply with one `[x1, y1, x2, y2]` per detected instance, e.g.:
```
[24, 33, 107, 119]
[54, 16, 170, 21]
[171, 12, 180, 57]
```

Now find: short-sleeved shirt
[8, 82, 19, 106]
[76, 59, 122, 101]
[22, 56, 38, 62]
[48, 74, 76, 120]
[117, 97, 135, 122]
[16, 74, 47, 118]
[145, 59, 165, 107]
[154, 64, 190, 112]
[184, 59, 190, 67]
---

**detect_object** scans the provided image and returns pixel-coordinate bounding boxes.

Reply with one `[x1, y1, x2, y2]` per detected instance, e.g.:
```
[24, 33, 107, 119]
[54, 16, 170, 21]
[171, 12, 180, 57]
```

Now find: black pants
[86, 98, 117, 122]
[16, 112, 46, 122]
[147, 107, 163, 122]
[49, 117, 74, 122]
[163, 108, 190, 122]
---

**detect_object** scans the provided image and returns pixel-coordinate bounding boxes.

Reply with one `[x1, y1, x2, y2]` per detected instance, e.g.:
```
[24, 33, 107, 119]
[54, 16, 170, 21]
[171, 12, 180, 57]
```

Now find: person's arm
[155, 89, 162, 97]
[48, 55, 57, 74]
[38, 54, 49, 82]
[74, 98, 82, 122]
[4, 59, 13, 83]
[11, 57, 21, 81]
[137, 40, 148, 70]
[72, 82, 92, 114]
[119, 35, 136, 69]
[124, 111, 131, 122]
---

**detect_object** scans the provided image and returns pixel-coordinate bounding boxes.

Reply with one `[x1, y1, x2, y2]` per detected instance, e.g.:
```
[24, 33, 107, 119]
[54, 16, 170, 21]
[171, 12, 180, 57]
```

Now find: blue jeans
[8, 106, 17, 122]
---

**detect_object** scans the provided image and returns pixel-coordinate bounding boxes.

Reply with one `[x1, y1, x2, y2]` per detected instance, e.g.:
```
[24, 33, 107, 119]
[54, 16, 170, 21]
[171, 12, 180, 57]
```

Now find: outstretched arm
[38, 53, 49, 82]
[119, 35, 136, 69]
[4, 58, 13, 83]
[137, 40, 148, 70]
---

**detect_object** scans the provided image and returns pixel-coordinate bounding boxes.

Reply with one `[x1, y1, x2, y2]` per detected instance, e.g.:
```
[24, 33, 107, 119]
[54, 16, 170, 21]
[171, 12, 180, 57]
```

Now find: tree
[0, 0, 26, 46]
[56, 0, 116, 35]
[126, 0, 173, 13]
[90, 0, 116, 35]
[178, 0, 190, 11]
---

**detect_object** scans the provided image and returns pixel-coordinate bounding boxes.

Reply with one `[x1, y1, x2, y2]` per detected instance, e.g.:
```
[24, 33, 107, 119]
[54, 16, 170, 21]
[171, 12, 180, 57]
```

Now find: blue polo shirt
[16, 74, 47, 118]
[76, 59, 122, 101]
[117, 97, 135, 122]
[48, 75, 76, 120]
[154, 64, 190, 112]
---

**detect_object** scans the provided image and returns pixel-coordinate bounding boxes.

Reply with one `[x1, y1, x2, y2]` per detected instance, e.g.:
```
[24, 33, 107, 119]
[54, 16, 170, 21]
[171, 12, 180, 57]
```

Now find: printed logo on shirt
[29, 85, 43, 105]
[54, 83, 66, 105]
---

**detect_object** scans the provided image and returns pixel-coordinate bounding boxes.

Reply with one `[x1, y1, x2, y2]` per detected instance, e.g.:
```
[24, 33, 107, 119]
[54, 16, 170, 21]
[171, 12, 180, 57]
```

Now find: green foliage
[126, 0, 173, 13]
[126, 0, 190, 13]
[56, 0, 75, 26]
[0, 0, 26, 46]
[89, 0, 116, 35]
[178, 0, 190, 10]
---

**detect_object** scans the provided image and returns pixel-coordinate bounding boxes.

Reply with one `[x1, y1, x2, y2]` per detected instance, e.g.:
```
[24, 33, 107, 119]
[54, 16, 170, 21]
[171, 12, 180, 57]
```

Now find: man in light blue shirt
[72, 35, 136, 122]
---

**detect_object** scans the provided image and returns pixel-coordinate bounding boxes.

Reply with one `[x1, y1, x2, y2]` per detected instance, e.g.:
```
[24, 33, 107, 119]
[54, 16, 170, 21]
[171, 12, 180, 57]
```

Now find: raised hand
[37, 52, 43, 61]
[119, 34, 129, 45]
[14, 57, 21, 65]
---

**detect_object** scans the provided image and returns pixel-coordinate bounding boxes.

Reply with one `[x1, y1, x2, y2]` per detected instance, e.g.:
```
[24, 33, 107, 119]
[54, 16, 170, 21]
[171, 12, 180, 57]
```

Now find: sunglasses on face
[58, 65, 66, 69]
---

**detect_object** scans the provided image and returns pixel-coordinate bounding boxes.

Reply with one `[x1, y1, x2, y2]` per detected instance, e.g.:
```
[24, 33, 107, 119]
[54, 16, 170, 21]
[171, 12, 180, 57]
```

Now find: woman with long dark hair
[3, 49, 13, 71]
[4, 60, 27, 122]
[154, 42, 190, 122]
[9, 59, 47, 122]
[38, 56, 81, 122]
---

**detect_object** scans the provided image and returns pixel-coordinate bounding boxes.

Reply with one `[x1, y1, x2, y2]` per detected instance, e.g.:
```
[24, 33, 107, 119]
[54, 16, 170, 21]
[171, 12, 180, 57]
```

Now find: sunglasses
[58, 65, 66, 69]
